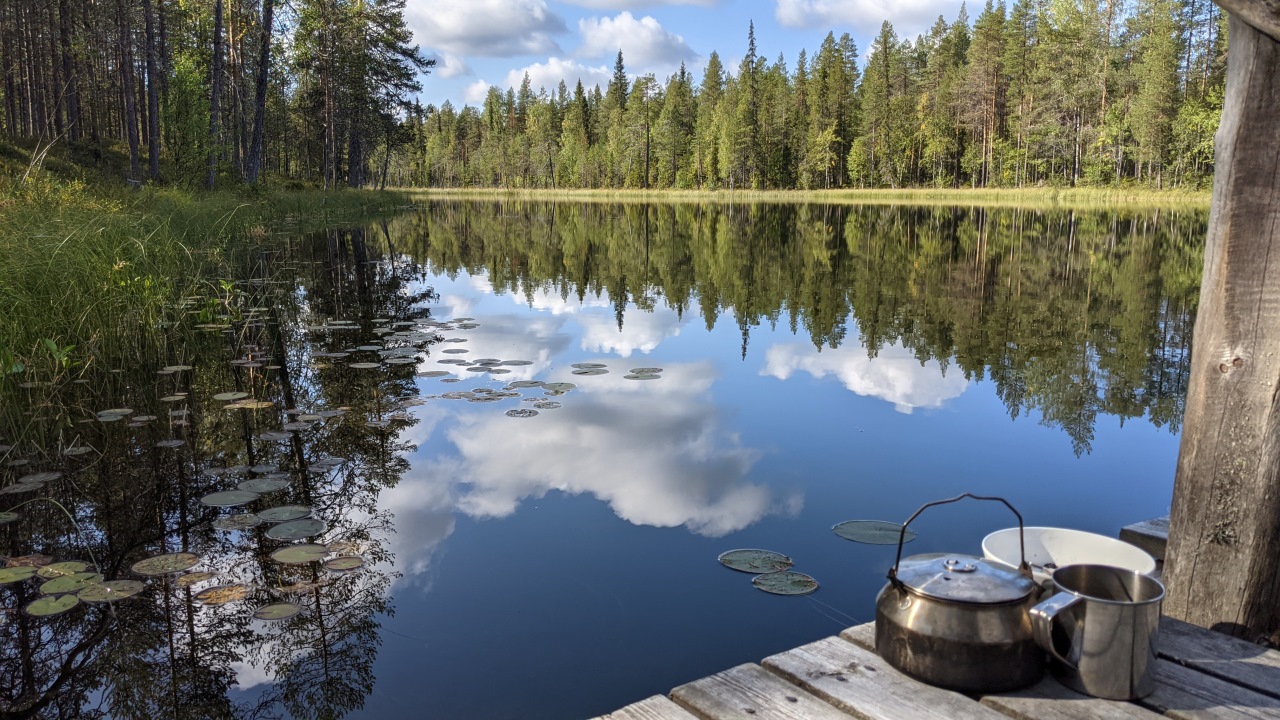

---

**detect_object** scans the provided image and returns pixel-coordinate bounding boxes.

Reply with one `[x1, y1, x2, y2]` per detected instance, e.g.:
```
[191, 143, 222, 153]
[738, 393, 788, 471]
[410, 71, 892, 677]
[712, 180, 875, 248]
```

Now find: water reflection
[0, 201, 1203, 719]
[762, 341, 969, 414]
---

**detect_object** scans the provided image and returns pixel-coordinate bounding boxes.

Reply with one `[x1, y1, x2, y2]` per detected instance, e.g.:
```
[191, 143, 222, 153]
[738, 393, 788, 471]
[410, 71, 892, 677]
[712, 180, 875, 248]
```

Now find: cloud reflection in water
[762, 341, 969, 413]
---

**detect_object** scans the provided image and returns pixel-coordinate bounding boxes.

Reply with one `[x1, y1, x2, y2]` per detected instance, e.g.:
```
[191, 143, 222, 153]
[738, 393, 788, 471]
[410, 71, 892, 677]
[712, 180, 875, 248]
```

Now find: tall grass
[0, 170, 408, 383]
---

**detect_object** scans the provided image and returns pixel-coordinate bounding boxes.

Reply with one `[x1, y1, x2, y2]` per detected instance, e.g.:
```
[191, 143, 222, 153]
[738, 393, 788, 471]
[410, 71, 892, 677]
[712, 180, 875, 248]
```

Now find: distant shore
[403, 186, 1211, 210]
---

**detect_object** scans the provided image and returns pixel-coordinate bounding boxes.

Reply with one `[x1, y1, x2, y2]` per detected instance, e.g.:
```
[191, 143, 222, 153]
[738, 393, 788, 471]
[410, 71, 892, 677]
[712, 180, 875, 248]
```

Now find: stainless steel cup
[1029, 564, 1165, 700]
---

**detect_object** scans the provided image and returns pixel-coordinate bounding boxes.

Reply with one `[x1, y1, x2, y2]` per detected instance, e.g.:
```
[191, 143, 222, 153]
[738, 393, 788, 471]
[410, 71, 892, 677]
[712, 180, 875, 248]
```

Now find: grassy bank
[0, 146, 410, 381]
[405, 185, 1211, 210]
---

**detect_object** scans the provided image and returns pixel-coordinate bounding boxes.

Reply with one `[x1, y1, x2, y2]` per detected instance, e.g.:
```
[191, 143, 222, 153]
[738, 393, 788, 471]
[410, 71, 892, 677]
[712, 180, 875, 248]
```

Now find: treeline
[0, 0, 430, 188]
[401, 0, 1226, 191]
[384, 200, 1205, 452]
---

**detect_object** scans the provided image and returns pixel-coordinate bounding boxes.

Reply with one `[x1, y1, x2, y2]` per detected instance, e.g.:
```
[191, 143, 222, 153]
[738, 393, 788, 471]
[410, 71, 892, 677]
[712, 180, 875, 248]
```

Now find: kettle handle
[888, 493, 1029, 586]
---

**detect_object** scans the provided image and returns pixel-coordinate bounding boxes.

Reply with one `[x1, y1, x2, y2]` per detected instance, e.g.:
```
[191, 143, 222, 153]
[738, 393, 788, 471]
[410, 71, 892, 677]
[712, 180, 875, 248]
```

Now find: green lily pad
[832, 520, 917, 545]
[752, 571, 819, 596]
[78, 580, 145, 602]
[324, 556, 365, 572]
[572, 368, 608, 376]
[532, 401, 562, 410]
[543, 382, 576, 393]
[238, 478, 289, 493]
[1, 483, 43, 495]
[270, 544, 329, 565]
[349, 362, 381, 369]
[0, 511, 18, 525]
[416, 370, 449, 378]
[40, 572, 103, 595]
[37, 561, 91, 579]
[200, 490, 260, 507]
[132, 552, 200, 576]
[570, 363, 607, 369]
[63, 446, 94, 456]
[507, 381, 543, 389]
[250, 463, 279, 473]
[254, 602, 301, 621]
[717, 549, 794, 574]
[213, 513, 262, 531]
[265, 518, 327, 541]
[0, 566, 37, 584]
[25, 594, 80, 617]
[624, 373, 661, 380]
[18, 471, 61, 483]
[505, 409, 538, 418]
[630, 367, 664, 374]
[155, 439, 184, 448]
[213, 391, 249, 401]
[176, 571, 217, 587]
[258, 505, 312, 523]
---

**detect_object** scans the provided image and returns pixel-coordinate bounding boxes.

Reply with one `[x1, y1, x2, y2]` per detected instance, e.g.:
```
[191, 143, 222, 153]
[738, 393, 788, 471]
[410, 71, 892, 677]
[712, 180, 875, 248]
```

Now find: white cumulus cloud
[406, 0, 567, 57]
[762, 341, 969, 413]
[774, 0, 956, 39]
[576, 12, 698, 70]
[500, 57, 614, 94]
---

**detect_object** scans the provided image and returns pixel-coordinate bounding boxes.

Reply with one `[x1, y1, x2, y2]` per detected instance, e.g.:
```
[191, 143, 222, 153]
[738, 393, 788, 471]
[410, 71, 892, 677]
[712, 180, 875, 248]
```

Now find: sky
[403, 0, 967, 109]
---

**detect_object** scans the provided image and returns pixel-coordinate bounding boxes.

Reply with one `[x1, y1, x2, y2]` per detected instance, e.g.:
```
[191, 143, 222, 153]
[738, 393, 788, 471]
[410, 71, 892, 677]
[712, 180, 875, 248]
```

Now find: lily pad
[40, 572, 103, 595]
[132, 552, 200, 576]
[213, 513, 262, 531]
[416, 370, 449, 378]
[265, 518, 327, 541]
[195, 584, 249, 606]
[624, 373, 661, 380]
[752, 571, 819, 596]
[258, 505, 312, 523]
[0, 511, 18, 525]
[543, 382, 576, 393]
[213, 391, 249, 401]
[0, 566, 37, 584]
[324, 556, 365, 572]
[238, 478, 289, 493]
[25, 594, 80, 617]
[505, 409, 539, 418]
[78, 580, 145, 602]
[532, 401, 562, 410]
[37, 561, 90, 579]
[201, 490, 260, 507]
[571, 368, 608, 376]
[1, 483, 43, 495]
[250, 463, 279, 473]
[630, 367, 664, 374]
[832, 520, 917, 545]
[570, 363, 607, 369]
[254, 602, 301, 621]
[63, 446, 94, 457]
[507, 381, 543, 389]
[349, 362, 381, 369]
[717, 549, 794, 574]
[19, 471, 62, 483]
[228, 400, 274, 410]
[176, 572, 217, 587]
[270, 544, 329, 565]
[155, 439, 185, 448]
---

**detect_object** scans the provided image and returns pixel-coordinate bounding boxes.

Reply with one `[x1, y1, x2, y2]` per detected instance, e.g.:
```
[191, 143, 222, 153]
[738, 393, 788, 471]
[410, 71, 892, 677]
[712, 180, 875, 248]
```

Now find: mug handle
[1030, 592, 1082, 669]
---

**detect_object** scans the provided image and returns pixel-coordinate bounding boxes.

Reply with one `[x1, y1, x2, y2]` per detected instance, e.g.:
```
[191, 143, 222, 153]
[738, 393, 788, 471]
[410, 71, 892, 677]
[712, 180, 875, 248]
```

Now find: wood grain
[593, 695, 701, 720]
[982, 677, 1166, 720]
[1120, 517, 1170, 560]
[763, 635, 1007, 720]
[1142, 659, 1280, 719]
[670, 663, 854, 720]
[1160, 617, 1280, 700]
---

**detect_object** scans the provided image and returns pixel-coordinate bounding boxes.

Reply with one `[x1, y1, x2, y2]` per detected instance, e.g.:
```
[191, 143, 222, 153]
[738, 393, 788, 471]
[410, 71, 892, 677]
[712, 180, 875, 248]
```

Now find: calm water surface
[0, 202, 1203, 719]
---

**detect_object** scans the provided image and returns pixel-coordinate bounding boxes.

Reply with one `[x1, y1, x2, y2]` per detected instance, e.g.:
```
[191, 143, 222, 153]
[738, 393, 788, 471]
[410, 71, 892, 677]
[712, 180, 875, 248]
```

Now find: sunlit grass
[406, 186, 1211, 210]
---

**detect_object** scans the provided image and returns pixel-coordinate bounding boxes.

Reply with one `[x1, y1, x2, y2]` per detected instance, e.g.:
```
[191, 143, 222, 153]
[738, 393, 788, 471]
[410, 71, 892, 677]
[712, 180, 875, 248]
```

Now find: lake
[0, 200, 1204, 719]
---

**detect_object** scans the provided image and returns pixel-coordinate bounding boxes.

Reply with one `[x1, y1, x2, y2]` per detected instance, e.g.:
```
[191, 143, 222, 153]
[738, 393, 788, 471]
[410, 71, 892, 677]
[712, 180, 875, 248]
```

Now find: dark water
[0, 202, 1204, 719]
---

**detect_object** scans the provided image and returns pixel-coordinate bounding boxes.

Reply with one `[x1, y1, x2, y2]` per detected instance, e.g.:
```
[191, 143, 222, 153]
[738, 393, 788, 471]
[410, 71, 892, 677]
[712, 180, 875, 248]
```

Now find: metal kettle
[874, 493, 1046, 692]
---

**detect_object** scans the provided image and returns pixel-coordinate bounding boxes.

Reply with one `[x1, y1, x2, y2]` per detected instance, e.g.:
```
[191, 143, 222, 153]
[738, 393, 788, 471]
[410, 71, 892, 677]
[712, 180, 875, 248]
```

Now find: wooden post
[1164, 7, 1280, 646]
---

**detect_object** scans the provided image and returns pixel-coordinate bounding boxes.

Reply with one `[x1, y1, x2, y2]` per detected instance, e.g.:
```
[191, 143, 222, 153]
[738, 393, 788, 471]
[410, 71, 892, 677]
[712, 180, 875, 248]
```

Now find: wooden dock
[597, 616, 1280, 719]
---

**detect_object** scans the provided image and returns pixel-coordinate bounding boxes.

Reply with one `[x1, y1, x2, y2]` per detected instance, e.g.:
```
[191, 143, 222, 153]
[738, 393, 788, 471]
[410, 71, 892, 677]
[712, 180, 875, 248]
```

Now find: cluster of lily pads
[1, 555, 145, 617]
[717, 549, 819, 596]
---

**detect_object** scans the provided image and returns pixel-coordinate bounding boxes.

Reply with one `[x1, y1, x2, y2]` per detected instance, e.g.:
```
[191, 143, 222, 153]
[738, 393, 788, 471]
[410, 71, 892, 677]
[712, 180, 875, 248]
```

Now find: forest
[0, 0, 1225, 191]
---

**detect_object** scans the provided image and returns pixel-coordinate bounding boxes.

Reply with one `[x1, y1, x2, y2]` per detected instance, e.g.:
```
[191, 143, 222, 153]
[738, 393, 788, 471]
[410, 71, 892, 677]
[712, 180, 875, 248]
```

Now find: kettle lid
[892, 553, 1035, 604]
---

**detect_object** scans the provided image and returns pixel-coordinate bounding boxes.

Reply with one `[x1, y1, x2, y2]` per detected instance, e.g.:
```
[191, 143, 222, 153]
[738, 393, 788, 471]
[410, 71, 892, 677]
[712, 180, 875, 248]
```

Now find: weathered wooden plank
[839, 622, 876, 651]
[1159, 617, 1280, 700]
[1141, 659, 1280, 719]
[762, 635, 1007, 720]
[593, 694, 701, 720]
[1120, 516, 1170, 560]
[670, 663, 854, 720]
[982, 677, 1168, 720]
[1212, 0, 1280, 44]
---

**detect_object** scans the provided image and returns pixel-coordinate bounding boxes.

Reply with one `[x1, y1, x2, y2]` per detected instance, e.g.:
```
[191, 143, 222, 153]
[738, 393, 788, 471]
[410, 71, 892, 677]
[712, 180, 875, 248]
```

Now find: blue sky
[403, 0, 966, 108]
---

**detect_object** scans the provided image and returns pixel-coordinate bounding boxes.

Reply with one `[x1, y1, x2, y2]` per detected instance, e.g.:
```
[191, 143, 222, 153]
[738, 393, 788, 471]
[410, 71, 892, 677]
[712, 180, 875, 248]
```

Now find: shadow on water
[0, 201, 1203, 718]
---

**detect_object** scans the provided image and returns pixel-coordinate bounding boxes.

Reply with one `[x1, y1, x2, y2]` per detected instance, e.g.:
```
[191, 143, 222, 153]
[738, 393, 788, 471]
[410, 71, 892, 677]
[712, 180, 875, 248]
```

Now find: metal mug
[1029, 564, 1165, 700]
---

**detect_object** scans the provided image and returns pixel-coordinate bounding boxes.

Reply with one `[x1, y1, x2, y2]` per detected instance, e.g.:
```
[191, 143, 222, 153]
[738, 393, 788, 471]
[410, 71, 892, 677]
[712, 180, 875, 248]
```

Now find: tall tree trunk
[1164, 13, 1280, 647]
[118, 0, 140, 181]
[207, 0, 223, 190]
[141, 0, 161, 181]
[58, 0, 79, 141]
[245, 0, 274, 184]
